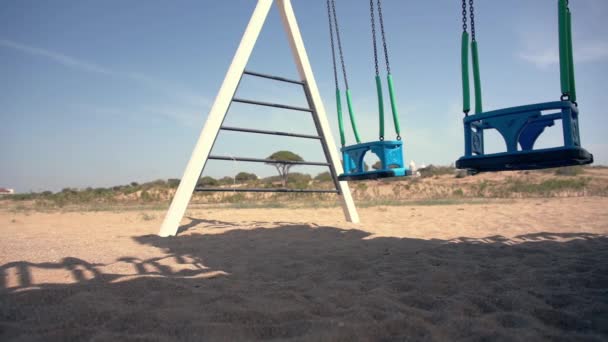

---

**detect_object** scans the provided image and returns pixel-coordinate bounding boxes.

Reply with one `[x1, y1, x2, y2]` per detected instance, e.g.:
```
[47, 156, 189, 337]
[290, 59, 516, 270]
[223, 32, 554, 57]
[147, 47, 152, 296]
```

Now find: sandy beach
[1, 197, 607, 341]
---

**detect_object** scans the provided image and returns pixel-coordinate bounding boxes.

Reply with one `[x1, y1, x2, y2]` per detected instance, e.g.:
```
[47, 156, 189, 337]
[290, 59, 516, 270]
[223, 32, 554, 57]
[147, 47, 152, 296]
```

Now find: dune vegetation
[3, 165, 608, 212]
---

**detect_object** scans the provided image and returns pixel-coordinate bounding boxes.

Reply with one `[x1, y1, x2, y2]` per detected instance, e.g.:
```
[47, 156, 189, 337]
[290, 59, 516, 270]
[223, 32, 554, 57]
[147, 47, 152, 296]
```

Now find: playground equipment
[327, 0, 407, 181]
[456, 0, 593, 173]
[159, 0, 596, 237]
[158, 0, 359, 237]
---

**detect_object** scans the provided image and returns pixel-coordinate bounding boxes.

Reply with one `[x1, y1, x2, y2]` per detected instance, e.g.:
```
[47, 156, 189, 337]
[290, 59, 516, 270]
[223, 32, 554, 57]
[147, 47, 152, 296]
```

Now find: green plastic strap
[335, 88, 346, 146]
[461, 31, 471, 113]
[387, 74, 401, 137]
[471, 40, 483, 114]
[558, 0, 571, 96]
[566, 9, 577, 102]
[345, 89, 361, 143]
[375, 75, 385, 139]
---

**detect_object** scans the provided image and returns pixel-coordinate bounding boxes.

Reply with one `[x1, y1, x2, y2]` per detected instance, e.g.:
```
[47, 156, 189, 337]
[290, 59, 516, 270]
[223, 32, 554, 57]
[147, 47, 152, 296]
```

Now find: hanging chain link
[376, 0, 391, 74]
[326, 0, 339, 89]
[331, 0, 350, 89]
[370, 0, 380, 76]
[462, 0, 467, 32]
[469, 0, 476, 41]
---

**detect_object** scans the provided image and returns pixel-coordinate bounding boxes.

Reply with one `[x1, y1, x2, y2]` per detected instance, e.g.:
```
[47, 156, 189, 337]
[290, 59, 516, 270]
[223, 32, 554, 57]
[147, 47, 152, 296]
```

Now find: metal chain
[462, 0, 467, 32]
[326, 0, 339, 90]
[376, 0, 391, 74]
[370, 0, 380, 76]
[331, 0, 349, 89]
[469, 0, 476, 41]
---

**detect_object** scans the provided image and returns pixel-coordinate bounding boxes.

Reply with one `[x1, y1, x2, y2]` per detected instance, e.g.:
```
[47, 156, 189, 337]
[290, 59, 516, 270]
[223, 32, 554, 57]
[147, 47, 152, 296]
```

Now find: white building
[408, 161, 421, 177]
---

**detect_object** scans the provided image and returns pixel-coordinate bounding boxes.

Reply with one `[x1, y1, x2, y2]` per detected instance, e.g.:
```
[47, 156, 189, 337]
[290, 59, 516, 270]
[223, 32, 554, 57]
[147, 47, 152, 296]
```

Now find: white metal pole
[158, 0, 274, 236]
[277, 0, 360, 223]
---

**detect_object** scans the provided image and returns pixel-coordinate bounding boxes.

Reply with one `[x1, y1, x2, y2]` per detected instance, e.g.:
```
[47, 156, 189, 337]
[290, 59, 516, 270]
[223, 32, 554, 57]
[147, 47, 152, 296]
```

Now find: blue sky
[1, 0, 607, 192]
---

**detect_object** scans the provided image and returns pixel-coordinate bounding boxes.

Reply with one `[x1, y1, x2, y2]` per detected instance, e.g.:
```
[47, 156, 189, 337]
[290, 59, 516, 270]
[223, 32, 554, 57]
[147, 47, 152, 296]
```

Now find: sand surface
[1, 197, 607, 341]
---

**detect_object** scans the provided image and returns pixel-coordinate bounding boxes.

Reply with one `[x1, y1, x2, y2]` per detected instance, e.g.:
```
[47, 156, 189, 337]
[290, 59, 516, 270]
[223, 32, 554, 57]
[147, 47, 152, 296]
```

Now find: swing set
[327, 0, 407, 181]
[158, 0, 594, 236]
[327, 0, 592, 180]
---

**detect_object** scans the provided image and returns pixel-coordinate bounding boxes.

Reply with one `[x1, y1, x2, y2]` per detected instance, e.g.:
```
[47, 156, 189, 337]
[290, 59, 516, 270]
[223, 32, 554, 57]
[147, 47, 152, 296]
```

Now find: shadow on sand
[1, 219, 607, 341]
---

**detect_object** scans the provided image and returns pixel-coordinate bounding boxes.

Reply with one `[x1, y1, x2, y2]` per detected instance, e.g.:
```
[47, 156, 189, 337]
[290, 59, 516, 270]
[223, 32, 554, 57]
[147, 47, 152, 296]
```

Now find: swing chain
[469, 0, 476, 41]
[370, 0, 380, 76]
[326, 0, 339, 90]
[331, 0, 350, 89]
[376, 0, 391, 75]
[462, 0, 467, 33]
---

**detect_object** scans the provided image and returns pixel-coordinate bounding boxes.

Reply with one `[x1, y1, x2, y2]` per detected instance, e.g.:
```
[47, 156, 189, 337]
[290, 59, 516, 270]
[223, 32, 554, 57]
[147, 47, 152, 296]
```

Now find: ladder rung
[232, 98, 312, 112]
[208, 155, 331, 166]
[220, 126, 321, 140]
[243, 70, 305, 85]
[194, 187, 339, 193]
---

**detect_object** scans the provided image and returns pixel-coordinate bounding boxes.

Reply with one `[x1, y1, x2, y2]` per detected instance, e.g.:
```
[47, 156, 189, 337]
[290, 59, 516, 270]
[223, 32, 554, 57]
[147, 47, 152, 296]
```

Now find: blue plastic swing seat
[456, 101, 593, 173]
[339, 140, 409, 181]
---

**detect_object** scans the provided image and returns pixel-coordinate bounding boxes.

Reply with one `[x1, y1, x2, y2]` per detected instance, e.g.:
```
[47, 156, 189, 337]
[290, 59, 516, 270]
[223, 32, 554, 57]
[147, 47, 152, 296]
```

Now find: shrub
[286, 172, 311, 183]
[392, 183, 408, 198]
[235, 172, 257, 183]
[224, 193, 246, 203]
[262, 175, 282, 183]
[140, 213, 156, 221]
[476, 180, 489, 197]
[140, 190, 153, 202]
[505, 177, 590, 196]
[452, 188, 464, 197]
[286, 172, 312, 189]
[10, 193, 35, 201]
[218, 176, 235, 185]
[314, 171, 333, 182]
[419, 165, 456, 178]
[198, 176, 218, 187]
[554, 166, 584, 176]
[144, 180, 167, 189]
[455, 170, 468, 178]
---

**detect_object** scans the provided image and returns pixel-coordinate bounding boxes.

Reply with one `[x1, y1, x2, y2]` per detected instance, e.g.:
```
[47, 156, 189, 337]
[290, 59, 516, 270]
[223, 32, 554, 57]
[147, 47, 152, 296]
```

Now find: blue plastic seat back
[341, 140, 408, 179]
[457, 101, 593, 172]
[463, 101, 581, 157]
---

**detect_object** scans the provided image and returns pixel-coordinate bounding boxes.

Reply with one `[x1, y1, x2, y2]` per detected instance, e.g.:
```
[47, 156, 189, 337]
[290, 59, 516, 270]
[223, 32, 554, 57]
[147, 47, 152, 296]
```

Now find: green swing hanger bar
[326, 0, 401, 146]
[559, 0, 577, 103]
[332, 0, 408, 181]
[370, 0, 401, 141]
[461, 0, 482, 116]
[461, 0, 577, 114]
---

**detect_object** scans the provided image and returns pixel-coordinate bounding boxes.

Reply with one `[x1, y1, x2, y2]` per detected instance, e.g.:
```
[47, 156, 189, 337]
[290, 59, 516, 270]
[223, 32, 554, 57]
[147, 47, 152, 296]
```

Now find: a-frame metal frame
[158, 0, 359, 236]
